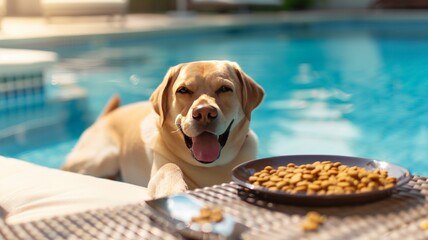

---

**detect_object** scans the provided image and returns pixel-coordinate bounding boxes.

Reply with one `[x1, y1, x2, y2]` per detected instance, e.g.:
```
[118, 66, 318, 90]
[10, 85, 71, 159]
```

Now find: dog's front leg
[148, 163, 188, 198]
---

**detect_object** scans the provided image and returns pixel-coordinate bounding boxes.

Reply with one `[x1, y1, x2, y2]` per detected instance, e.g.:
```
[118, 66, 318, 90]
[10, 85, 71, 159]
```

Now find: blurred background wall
[5, 0, 375, 16]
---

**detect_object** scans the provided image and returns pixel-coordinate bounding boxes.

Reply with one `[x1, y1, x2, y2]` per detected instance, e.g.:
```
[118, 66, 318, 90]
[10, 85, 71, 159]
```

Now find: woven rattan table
[1, 176, 428, 240]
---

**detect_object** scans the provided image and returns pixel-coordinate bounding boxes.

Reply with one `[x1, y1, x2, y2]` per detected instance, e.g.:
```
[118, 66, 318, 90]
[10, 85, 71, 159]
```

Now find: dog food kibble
[301, 211, 326, 231]
[191, 207, 224, 224]
[249, 161, 397, 195]
[420, 220, 428, 230]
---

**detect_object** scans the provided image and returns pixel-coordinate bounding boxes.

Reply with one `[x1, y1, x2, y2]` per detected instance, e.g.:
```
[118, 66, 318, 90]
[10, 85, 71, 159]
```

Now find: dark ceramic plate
[232, 155, 412, 206]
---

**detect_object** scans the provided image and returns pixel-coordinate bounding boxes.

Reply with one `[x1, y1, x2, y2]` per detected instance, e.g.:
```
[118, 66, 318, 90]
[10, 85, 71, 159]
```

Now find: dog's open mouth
[178, 120, 234, 164]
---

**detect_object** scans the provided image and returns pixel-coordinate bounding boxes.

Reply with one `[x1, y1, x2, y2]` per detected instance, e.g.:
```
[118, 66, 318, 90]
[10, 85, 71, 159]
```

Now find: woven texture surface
[1, 176, 428, 240]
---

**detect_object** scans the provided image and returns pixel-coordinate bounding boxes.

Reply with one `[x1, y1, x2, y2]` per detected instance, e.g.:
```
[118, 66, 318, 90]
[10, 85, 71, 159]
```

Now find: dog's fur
[62, 60, 264, 198]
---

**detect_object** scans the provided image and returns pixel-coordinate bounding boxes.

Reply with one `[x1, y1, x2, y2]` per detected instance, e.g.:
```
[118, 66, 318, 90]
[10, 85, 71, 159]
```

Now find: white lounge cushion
[0, 156, 150, 224]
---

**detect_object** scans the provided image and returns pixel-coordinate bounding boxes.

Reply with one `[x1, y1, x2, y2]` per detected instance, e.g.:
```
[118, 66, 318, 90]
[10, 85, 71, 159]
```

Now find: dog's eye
[217, 85, 233, 94]
[177, 86, 192, 94]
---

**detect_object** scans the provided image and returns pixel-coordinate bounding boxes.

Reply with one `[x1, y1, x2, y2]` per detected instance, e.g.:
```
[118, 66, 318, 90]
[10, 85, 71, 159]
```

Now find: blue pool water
[1, 20, 428, 176]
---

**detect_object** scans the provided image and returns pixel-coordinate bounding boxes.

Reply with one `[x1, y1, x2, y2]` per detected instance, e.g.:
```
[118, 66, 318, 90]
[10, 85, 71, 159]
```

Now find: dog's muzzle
[178, 120, 234, 164]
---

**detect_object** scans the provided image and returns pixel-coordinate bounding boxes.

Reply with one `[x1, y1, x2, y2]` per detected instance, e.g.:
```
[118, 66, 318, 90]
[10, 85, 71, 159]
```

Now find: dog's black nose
[192, 105, 217, 122]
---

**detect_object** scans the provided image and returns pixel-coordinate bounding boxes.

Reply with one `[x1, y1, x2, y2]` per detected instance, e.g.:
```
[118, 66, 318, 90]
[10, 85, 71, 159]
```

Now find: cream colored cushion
[0, 156, 150, 224]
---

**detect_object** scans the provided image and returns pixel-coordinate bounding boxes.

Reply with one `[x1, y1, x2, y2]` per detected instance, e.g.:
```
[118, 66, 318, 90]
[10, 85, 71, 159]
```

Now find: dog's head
[150, 60, 264, 166]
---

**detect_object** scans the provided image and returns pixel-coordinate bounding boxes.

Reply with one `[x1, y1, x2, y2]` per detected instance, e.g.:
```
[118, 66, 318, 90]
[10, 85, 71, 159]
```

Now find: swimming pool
[1, 19, 428, 176]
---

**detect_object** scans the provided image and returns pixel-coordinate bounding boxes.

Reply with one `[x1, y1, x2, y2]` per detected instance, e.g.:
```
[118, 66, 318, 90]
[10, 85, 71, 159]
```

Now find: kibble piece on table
[301, 211, 326, 231]
[420, 219, 428, 230]
[248, 161, 397, 195]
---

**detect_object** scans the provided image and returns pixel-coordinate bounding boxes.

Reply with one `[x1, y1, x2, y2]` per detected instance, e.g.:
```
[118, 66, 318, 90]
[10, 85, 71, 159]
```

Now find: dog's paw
[148, 163, 188, 198]
[151, 181, 187, 199]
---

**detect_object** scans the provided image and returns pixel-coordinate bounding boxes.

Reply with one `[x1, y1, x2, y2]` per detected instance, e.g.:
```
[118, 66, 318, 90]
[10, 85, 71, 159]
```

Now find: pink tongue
[191, 132, 220, 163]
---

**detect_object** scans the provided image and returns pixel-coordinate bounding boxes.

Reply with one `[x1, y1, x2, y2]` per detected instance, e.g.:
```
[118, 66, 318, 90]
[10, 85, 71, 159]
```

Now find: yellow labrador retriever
[63, 60, 264, 198]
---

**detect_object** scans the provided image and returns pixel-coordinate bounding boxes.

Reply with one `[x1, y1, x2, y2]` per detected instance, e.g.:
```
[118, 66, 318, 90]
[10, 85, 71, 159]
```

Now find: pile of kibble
[248, 161, 397, 195]
[190, 207, 223, 224]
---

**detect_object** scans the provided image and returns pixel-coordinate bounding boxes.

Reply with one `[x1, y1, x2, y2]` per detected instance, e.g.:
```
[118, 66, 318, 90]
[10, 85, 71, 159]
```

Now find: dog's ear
[231, 62, 265, 120]
[150, 64, 184, 126]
